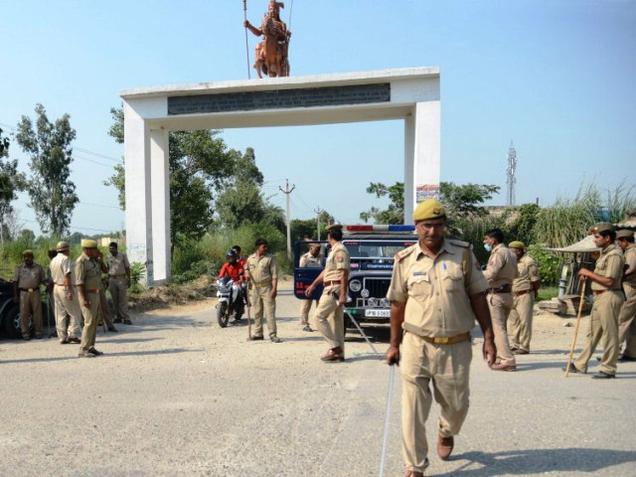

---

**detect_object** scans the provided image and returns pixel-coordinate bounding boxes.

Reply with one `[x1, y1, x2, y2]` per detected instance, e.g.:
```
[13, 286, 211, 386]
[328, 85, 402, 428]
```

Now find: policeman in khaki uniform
[507, 241, 540, 354]
[76, 239, 105, 357]
[106, 242, 131, 324]
[49, 241, 82, 344]
[13, 250, 46, 340]
[305, 225, 350, 362]
[615, 229, 636, 361]
[569, 223, 625, 378]
[483, 229, 518, 371]
[298, 243, 321, 332]
[385, 199, 496, 477]
[246, 238, 281, 343]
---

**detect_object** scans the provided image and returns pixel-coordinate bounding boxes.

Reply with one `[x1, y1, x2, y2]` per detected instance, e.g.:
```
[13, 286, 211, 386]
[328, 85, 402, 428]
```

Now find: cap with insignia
[413, 198, 446, 222]
[509, 241, 525, 250]
[22, 249, 34, 257]
[616, 229, 634, 239]
[56, 241, 70, 252]
[589, 223, 613, 235]
[326, 223, 343, 231]
[80, 239, 98, 248]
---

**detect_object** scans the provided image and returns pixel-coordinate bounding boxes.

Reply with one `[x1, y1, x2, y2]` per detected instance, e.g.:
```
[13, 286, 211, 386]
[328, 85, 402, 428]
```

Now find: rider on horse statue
[244, 0, 291, 78]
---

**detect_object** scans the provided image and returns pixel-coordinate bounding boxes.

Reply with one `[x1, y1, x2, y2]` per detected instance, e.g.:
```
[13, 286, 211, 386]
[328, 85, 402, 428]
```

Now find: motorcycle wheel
[217, 302, 229, 328]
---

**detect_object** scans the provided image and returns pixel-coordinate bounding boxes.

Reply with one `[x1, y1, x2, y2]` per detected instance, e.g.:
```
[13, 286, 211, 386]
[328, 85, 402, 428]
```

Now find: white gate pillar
[150, 128, 170, 284]
[124, 103, 154, 284]
[404, 100, 441, 223]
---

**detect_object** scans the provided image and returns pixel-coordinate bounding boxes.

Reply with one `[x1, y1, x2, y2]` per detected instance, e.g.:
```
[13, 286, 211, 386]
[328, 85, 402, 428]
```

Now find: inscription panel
[168, 83, 391, 115]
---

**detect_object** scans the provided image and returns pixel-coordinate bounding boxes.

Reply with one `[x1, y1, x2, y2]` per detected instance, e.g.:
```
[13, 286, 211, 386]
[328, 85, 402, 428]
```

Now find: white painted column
[409, 100, 441, 221]
[150, 128, 170, 284]
[404, 113, 415, 222]
[124, 102, 154, 285]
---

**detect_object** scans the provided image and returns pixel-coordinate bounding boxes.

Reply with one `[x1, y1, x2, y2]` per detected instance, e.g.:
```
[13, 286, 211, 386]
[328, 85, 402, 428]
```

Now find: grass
[537, 286, 559, 302]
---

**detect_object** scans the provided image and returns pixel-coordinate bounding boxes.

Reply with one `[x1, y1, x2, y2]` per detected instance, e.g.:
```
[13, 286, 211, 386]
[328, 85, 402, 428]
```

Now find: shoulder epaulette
[394, 244, 417, 263]
[448, 239, 470, 249]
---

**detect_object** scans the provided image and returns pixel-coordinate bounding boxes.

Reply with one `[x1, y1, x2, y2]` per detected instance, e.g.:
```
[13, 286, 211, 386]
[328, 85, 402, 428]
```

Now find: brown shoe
[491, 362, 516, 372]
[68, 337, 81, 344]
[320, 348, 344, 363]
[78, 351, 96, 358]
[513, 349, 529, 355]
[437, 435, 454, 460]
[60, 338, 69, 344]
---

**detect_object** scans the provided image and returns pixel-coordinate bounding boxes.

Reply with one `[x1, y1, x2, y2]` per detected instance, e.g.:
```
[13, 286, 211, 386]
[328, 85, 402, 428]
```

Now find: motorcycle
[215, 277, 245, 328]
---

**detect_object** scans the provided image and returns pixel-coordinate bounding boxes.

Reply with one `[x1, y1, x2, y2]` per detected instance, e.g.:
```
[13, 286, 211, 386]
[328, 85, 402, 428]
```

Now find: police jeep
[293, 225, 417, 332]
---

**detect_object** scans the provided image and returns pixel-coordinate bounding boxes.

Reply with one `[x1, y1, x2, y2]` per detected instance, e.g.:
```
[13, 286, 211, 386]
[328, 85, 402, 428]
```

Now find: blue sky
[1, 0, 634, 235]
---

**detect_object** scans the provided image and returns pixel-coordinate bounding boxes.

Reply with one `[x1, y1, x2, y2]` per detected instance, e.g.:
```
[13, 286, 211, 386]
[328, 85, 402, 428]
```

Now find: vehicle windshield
[343, 240, 414, 259]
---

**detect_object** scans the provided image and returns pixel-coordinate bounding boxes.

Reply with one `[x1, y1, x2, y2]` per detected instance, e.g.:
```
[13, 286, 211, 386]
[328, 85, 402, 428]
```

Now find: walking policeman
[385, 199, 496, 476]
[49, 241, 82, 344]
[246, 238, 281, 343]
[13, 250, 46, 340]
[616, 229, 636, 361]
[508, 241, 540, 354]
[76, 240, 105, 358]
[106, 242, 131, 325]
[305, 225, 350, 362]
[298, 243, 322, 332]
[569, 223, 624, 378]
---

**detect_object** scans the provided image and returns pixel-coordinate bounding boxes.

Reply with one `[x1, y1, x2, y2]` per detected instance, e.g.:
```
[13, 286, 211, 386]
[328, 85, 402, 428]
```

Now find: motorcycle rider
[218, 250, 245, 320]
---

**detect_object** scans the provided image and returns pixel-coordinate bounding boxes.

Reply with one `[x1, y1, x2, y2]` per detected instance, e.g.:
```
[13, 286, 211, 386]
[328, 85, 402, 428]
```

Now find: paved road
[1, 290, 635, 476]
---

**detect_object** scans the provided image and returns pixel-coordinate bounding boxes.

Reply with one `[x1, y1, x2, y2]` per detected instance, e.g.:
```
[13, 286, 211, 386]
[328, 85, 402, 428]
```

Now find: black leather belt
[489, 284, 511, 294]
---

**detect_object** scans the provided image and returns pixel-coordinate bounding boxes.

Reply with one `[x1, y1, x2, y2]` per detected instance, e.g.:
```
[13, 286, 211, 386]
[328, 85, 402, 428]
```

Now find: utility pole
[506, 141, 517, 206]
[314, 206, 323, 240]
[279, 179, 296, 260]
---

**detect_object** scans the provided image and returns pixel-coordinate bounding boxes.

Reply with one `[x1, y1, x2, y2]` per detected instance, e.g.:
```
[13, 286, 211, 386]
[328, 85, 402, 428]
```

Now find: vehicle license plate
[364, 309, 390, 318]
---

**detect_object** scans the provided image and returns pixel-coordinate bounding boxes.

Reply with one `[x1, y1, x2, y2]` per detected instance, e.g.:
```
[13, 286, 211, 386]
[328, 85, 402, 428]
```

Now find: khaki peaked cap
[589, 223, 614, 235]
[413, 199, 446, 222]
[56, 241, 70, 251]
[508, 241, 526, 250]
[616, 229, 635, 239]
[81, 239, 98, 248]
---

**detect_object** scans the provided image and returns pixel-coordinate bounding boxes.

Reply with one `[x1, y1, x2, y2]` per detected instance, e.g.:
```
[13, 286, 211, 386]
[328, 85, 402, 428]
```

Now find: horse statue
[244, 0, 291, 78]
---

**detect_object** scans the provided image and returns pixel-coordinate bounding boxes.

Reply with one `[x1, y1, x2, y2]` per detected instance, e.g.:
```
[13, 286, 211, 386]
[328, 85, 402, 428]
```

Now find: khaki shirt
[50, 254, 75, 285]
[483, 244, 518, 288]
[386, 240, 489, 338]
[299, 251, 322, 268]
[591, 243, 624, 291]
[512, 254, 540, 293]
[75, 253, 102, 290]
[323, 242, 350, 288]
[14, 263, 45, 289]
[106, 252, 129, 277]
[623, 244, 636, 286]
[246, 253, 277, 287]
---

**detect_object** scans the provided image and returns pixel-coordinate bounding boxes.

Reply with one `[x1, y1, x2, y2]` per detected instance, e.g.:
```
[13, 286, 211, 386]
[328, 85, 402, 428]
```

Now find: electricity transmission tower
[506, 142, 517, 206]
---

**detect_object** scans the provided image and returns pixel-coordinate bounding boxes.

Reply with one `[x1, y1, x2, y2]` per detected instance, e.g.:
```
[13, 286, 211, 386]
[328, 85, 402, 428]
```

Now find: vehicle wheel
[3, 305, 22, 339]
[233, 303, 244, 321]
[217, 302, 229, 328]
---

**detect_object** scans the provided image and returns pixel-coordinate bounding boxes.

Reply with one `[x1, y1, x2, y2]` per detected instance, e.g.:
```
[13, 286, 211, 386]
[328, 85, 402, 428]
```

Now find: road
[1, 287, 635, 476]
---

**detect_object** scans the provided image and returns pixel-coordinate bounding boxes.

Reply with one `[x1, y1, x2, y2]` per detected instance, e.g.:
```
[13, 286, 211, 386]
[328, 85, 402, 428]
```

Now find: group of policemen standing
[12, 240, 131, 358]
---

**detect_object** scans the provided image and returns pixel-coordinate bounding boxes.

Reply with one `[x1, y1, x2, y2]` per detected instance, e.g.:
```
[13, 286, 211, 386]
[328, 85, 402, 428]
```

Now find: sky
[1, 0, 635, 235]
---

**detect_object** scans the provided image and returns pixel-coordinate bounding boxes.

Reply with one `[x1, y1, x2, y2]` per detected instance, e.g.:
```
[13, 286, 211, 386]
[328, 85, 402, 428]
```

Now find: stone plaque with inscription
[168, 83, 391, 115]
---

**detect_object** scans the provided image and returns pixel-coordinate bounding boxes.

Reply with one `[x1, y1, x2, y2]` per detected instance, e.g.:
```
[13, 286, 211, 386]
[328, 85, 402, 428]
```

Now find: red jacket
[218, 262, 244, 282]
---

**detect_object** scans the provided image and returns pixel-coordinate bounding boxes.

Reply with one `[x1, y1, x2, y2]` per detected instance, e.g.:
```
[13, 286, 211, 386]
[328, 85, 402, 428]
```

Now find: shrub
[527, 244, 562, 286]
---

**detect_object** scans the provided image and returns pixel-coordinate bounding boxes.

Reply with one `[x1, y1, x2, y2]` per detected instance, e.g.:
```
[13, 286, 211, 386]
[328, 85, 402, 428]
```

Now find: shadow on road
[434, 448, 636, 476]
[0, 347, 201, 364]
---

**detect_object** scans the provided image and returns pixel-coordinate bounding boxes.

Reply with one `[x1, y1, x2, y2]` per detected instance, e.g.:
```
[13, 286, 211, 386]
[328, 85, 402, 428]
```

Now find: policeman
[106, 242, 131, 325]
[245, 238, 281, 343]
[49, 241, 82, 344]
[13, 250, 46, 340]
[305, 225, 350, 362]
[483, 228, 518, 371]
[569, 223, 624, 378]
[508, 241, 540, 355]
[385, 199, 495, 476]
[76, 239, 104, 358]
[298, 243, 321, 332]
[615, 229, 636, 361]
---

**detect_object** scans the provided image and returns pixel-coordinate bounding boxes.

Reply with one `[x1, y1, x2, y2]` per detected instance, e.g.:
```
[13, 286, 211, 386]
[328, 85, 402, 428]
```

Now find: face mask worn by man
[484, 243, 492, 252]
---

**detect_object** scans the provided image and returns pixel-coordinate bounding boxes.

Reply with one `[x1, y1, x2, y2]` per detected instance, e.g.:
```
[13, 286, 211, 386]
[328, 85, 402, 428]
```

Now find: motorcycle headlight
[349, 279, 362, 293]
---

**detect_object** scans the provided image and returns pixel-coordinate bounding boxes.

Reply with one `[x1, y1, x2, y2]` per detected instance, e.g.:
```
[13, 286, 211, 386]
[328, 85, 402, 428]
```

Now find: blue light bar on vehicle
[388, 225, 415, 232]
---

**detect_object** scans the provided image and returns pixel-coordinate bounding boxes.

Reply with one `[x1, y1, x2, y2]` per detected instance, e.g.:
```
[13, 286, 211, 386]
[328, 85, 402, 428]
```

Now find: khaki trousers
[98, 289, 115, 327]
[299, 298, 318, 325]
[575, 290, 623, 375]
[508, 292, 534, 352]
[618, 283, 636, 356]
[53, 285, 82, 339]
[487, 292, 515, 365]
[108, 276, 129, 321]
[250, 286, 277, 337]
[400, 332, 472, 473]
[79, 292, 100, 352]
[314, 288, 345, 351]
[20, 290, 42, 337]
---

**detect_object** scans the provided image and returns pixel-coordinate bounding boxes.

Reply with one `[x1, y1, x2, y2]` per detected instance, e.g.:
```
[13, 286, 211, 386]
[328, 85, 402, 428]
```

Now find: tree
[0, 127, 26, 243]
[15, 104, 78, 236]
[360, 182, 404, 224]
[439, 182, 500, 219]
[104, 107, 125, 209]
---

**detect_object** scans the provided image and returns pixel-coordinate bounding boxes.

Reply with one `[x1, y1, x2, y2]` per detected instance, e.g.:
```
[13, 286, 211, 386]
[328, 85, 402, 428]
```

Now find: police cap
[616, 229, 635, 240]
[22, 249, 34, 257]
[56, 241, 70, 252]
[509, 241, 525, 250]
[413, 199, 446, 222]
[81, 239, 98, 248]
[589, 223, 613, 235]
